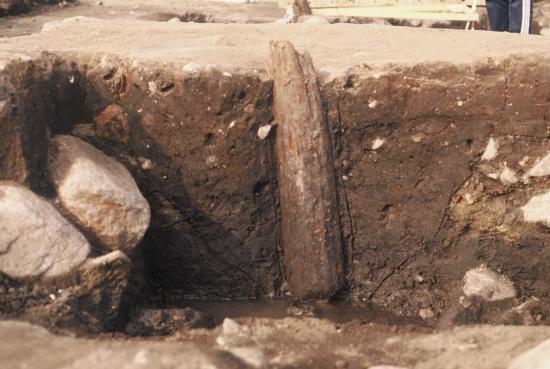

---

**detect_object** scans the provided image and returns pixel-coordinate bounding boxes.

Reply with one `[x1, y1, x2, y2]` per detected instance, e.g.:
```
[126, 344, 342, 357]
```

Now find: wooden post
[269, 41, 344, 299]
[293, 0, 312, 17]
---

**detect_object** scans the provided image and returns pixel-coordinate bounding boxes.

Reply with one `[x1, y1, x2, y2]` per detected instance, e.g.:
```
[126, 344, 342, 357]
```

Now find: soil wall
[2, 53, 550, 318]
[325, 60, 550, 315]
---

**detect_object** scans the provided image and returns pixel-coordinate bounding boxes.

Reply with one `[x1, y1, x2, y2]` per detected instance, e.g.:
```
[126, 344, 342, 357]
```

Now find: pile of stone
[0, 134, 150, 333]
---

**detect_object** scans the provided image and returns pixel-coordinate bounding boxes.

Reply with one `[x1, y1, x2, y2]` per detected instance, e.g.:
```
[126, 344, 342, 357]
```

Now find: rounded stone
[48, 135, 151, 253]
[463, 265, 516, 301]
[0, 182, 90, 279]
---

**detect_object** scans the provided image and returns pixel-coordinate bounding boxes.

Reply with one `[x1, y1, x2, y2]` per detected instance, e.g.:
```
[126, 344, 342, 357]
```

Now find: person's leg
[509, 0, 532, 33]
[486, 0, 510, 31]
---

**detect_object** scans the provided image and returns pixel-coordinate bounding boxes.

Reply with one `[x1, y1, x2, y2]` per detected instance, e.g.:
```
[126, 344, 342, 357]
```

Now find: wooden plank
[313, 6, 480, 21]
[269, 40, 345, 299]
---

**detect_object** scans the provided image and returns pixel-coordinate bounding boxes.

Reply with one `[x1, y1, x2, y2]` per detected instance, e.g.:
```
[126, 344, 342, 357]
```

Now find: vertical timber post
[269, 41, 344, 298]
[293, 0, 312, 17]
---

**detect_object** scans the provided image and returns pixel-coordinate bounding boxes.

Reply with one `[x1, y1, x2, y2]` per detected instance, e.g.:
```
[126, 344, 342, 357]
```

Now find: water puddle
[183, 298, 424, 326]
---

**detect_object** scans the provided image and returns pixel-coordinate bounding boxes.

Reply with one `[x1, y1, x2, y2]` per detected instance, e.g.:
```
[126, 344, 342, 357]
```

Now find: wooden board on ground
[278, 0, 482, 24]
[312, 5, 480, 21]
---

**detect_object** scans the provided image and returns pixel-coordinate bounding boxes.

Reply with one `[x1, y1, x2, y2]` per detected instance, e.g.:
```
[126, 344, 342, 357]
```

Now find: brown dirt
[1, 0, 549, 38]
[2, 18, 550, 70]
[0, 0, 283, 37]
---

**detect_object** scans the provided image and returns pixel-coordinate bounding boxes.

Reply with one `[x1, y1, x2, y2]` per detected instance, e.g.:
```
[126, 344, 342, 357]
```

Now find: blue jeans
[486, 0, 532, 34]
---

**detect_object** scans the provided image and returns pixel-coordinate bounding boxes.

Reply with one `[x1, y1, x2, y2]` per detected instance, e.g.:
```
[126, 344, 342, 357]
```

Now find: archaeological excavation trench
[2, 22, 550, 338]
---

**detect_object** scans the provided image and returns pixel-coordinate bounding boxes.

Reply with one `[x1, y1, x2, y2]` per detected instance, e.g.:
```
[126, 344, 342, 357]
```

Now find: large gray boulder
[48, 135, 150, 253]
[0, 182, 90, 279]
